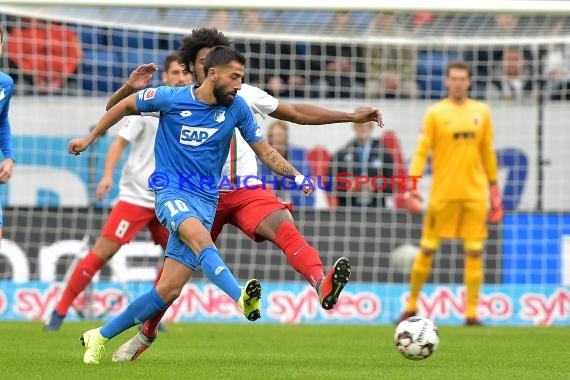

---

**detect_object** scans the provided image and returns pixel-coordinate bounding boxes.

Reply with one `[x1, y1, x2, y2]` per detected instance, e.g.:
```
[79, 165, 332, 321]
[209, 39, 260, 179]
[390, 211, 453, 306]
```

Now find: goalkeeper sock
[274, 221, 324, 287]
[198, 246, 241, 302]
[100, 287, 167, 339]
[55, 252, 105, 316]
[464, 255, 483, 319]
[406, 250, 434, 312]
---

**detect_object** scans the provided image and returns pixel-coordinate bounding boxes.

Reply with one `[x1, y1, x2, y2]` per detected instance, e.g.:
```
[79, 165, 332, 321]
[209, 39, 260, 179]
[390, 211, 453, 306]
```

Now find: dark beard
[213, 85, 234, 106]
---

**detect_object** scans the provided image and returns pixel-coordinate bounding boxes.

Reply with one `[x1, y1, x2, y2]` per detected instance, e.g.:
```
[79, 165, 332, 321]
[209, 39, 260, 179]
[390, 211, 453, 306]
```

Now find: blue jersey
[136, 85, 263, 205]
[0, 72, 15, 161]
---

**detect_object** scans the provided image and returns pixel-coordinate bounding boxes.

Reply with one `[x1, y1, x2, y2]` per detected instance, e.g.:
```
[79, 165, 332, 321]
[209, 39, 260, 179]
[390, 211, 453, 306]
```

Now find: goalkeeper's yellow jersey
[409, 98, 498, 202]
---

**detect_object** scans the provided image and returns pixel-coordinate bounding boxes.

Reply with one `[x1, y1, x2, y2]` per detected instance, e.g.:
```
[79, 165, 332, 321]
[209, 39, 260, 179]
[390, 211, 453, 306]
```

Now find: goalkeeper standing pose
[400, 61, 503, 326]
[110, 28, 382, 362]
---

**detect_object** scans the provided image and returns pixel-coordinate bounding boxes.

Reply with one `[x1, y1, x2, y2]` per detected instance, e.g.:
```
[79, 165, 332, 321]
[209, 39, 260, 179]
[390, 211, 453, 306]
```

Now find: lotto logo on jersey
[138, 87, 157, 101]
[179, 126, 219, 146]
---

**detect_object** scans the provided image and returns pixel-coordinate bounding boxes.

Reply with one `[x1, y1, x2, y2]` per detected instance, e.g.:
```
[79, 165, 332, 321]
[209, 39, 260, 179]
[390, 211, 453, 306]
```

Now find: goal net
[0, 1, 568, 325]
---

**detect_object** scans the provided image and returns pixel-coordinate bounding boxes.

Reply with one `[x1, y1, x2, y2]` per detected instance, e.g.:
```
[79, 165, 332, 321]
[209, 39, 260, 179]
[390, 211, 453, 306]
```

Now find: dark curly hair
[177, 27, 231, 75]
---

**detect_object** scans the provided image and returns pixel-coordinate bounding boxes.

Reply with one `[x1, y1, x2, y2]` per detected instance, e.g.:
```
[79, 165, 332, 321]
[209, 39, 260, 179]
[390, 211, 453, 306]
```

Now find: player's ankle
[139, 331, 156, 344]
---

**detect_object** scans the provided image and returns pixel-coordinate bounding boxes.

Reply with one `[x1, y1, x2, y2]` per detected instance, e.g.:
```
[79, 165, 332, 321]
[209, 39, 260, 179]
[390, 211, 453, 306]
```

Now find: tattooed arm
[250, 139, 314, 195]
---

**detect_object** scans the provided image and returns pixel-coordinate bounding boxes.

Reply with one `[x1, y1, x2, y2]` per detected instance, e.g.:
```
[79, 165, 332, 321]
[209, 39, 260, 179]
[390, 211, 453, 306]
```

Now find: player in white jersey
[43, 54, 192, 331]
[110, 28, 382, 362]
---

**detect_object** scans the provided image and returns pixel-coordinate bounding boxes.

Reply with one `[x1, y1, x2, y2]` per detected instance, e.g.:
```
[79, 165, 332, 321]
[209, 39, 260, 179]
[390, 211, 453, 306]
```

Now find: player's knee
[420, 236, 440, 254]
[92, 236, 121, 261]
[464, 239, 484, 254]
[256, 209, 294, 242]
[156, 283, 182, 303]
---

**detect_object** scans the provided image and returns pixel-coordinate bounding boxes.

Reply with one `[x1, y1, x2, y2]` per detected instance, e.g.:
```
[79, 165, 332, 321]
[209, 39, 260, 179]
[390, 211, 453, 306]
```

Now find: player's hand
[404, 189, 423, 215]
[0, 158, 14, 184]
[126, 63, 158, 91]
[488, 183, 504, 223]
[352, 107, 384, 128]
[96, 176, 113, 202]
[295, 175, 315, 196]
[68, 137, 91, 155]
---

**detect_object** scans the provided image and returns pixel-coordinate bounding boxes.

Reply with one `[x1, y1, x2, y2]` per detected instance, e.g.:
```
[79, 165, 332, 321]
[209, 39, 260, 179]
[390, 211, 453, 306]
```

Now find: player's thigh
[155, 191, 216, 269]
[101, 200, 156, 245]
[155, 190, 216, 234]
[148, 216, 170, 250]
[459, 200, 488, 241]
[230, 187, 292, 242]
[422, 200, 462, 239]
[210, 192, 236, 243]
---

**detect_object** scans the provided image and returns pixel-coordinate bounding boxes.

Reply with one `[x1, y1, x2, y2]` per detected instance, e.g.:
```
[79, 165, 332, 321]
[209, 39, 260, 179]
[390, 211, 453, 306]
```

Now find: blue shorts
[155, 190, 217, 270]
[0, 206, 3, 228]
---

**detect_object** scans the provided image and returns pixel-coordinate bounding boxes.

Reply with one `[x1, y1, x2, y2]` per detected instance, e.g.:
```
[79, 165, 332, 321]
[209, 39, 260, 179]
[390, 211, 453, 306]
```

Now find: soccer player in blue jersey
[68, 46, 314, 364]
[0, 27, 16, 240]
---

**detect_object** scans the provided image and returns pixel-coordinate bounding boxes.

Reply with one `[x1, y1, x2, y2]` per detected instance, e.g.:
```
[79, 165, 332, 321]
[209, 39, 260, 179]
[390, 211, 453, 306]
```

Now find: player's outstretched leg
[81, 328, 108, 364]
[238, 279, 262, 321]
[317, 257, 351, 310]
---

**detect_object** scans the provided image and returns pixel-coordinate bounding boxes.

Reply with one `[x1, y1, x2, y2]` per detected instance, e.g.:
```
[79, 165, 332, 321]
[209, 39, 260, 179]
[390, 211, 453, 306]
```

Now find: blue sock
[100, 287, 167, 339]
[199, 246, 241, 301]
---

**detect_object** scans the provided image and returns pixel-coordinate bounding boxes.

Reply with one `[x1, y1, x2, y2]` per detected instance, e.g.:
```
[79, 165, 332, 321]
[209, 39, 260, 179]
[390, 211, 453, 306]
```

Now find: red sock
[274, 221, 324, 287]
[55, 252, 105, 316]
[143, 265, 168, 339]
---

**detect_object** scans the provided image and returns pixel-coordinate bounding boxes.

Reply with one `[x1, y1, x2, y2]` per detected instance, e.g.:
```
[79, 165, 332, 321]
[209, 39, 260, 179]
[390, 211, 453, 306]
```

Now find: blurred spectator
[543, 44, 570, 100]
[240, 10, 262, 32]
[308, 11, 366, 98]
[366, 12, 418, 99]
[260, 120, 314, 207]
[490, 47, 534, 101]
[208, 10, 233, 30]
[263, 41, 306, 98]
[7, 18, 83, 94]
[328, 120, 394, 208]
[464, 14, 533, 99]
[543, 19, 570, 100]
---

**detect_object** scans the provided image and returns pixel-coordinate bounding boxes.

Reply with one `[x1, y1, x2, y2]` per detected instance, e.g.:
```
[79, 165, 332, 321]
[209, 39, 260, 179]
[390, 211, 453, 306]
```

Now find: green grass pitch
[0, 322, 569, 380]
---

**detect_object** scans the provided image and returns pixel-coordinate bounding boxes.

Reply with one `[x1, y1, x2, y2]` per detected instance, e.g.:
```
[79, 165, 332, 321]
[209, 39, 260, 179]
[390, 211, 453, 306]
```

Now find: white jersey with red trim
[220, 83, 279, 191]
[116, 115, 157, 208]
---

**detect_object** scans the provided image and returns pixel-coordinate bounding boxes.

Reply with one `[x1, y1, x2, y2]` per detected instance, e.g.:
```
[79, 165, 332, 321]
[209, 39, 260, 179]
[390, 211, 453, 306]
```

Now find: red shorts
[211, 187, 293, 243]
[101, 200, 169, 248]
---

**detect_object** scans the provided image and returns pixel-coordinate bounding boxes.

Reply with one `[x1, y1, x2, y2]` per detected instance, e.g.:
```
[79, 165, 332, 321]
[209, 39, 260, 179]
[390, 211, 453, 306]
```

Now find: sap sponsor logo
[179, 126, 219, 146]
[138, 87, 157, 101]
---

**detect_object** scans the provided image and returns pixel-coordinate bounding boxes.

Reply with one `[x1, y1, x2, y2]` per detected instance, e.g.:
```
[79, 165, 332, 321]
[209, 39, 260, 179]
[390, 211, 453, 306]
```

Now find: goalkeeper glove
[404, 181, 423, 215]
[488, 183, 504, 223]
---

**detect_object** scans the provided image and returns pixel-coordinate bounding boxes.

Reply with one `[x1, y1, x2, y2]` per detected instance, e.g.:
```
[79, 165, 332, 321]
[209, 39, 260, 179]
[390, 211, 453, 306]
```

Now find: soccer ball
[394, 316, 439, 360]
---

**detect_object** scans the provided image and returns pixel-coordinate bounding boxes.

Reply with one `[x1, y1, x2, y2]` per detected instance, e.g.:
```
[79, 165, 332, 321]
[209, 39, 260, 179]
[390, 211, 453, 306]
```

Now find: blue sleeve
[0, 80, 15, 161]
[135, 86, 171, 114]
[233, 96, 263, 145]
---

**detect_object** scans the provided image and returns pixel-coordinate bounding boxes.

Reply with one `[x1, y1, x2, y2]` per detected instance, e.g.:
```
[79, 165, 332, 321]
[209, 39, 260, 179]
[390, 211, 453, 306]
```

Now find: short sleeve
[238, 84, 279, 118]
[118, 116, 144, 143]
[135, 86, 171, 114]
[233, 96, 263, 145]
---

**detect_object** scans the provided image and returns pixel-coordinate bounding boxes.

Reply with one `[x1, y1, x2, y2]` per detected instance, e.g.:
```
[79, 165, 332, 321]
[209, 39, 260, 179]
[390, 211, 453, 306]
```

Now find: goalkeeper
[399, 61, 503, 326]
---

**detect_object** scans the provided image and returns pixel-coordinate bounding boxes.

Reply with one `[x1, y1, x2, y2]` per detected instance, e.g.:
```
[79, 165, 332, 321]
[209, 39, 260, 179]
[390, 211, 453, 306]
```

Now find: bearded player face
[211, 60, 244, 106]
